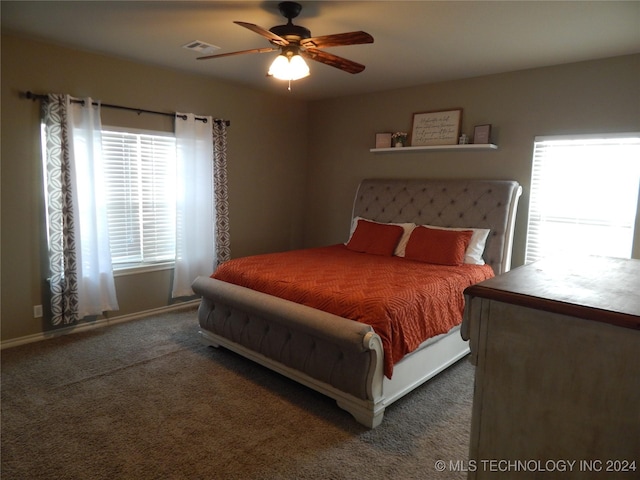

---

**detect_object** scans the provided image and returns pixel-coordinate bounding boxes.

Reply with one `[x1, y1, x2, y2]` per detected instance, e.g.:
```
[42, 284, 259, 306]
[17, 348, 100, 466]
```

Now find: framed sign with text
[410, 108, 462, 146]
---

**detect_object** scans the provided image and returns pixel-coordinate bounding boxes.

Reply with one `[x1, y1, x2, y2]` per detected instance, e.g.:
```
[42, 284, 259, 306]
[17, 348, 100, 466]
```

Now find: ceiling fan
[197, 1, 374, 81]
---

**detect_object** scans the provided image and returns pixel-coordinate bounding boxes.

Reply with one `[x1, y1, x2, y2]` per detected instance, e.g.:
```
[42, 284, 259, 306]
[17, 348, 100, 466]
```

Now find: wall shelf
[370, 144, 498, 153]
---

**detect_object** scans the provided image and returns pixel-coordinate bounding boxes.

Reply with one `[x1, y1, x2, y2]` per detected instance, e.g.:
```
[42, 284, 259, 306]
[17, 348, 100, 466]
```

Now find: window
[102, 128, 176, 270]
[525, 133, 640, 264]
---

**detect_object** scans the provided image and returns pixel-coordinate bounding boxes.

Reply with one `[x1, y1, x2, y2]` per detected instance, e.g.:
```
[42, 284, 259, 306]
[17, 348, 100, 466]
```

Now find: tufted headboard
[352, 179, 522, 275]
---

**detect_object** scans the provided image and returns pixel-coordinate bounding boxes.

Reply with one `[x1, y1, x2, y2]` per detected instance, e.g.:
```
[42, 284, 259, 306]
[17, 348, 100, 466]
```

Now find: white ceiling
[2, 1, 640, 100]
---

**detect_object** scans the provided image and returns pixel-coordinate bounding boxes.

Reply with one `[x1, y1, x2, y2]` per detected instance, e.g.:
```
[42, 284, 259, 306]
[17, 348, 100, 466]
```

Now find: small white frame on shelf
[370, 144, 498, 153]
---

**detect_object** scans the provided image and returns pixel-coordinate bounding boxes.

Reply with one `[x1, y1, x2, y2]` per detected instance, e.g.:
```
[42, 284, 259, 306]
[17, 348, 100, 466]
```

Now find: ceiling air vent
[182, 40, 220, 55]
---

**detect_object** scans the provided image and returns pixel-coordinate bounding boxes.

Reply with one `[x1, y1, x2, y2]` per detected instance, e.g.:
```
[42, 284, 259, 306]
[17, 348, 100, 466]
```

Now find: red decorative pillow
[346, 219, 404, 256]
[405, 226, 473, 265]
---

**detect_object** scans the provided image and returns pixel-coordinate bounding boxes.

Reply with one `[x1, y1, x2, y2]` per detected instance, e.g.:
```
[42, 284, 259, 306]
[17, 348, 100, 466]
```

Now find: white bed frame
[193, 178, 522, 427]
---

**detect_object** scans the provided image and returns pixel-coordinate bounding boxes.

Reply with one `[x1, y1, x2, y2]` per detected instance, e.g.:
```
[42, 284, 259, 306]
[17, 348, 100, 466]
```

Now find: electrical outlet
[33, 305, 43, 318]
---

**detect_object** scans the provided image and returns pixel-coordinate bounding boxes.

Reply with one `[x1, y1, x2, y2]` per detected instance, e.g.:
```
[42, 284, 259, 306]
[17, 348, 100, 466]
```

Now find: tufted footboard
[192, 276, 387, 427]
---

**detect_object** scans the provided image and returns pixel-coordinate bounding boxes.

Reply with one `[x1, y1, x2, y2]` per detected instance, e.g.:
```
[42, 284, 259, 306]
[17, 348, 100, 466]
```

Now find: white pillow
[420, 225, 490, 265]
[347, 217, 416, 257]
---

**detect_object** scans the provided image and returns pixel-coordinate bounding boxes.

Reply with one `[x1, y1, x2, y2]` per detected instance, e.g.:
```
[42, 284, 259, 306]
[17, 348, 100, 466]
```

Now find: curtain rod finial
[22, 91, 46, 101]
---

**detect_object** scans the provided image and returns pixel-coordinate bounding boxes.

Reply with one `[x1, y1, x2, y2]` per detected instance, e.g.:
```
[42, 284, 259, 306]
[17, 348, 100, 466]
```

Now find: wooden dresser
[463, 256, 640, 479]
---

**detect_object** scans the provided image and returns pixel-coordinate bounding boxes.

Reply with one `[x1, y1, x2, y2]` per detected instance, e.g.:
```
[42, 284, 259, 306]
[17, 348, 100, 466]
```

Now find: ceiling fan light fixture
[268, 51, 310, 81]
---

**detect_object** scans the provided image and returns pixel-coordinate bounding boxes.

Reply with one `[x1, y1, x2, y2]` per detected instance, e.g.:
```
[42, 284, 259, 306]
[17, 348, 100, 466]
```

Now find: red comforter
[212, 245, 494, 377]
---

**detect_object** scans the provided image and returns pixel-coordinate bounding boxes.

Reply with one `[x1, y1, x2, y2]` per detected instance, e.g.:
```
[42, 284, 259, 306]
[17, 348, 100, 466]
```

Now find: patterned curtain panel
[213, 120, 231, 266]
[41, 94, 79, 325]
[41, 94, 119, 325]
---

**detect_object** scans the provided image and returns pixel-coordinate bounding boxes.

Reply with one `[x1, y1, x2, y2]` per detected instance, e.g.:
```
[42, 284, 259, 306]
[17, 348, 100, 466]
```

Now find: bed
[192, 178, 522, 428]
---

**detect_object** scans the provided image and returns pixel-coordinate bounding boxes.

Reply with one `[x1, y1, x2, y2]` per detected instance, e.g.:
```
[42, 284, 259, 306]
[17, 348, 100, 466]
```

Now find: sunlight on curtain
[172, 113, 216, 297]
[68, 98, 119, 316]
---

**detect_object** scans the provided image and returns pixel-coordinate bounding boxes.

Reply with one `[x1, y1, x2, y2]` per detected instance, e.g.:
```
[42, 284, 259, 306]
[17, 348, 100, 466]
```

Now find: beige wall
[2, 31, 639, 344]
[304, 54, 640, 267]
[1, 33, 308, 342]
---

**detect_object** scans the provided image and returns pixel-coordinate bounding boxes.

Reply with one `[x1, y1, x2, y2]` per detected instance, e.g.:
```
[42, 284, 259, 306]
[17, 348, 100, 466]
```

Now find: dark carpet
[1, 307, 474, 479]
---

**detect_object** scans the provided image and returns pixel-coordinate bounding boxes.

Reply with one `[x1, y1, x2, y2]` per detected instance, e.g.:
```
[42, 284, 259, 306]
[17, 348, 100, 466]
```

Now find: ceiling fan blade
[197, 47, 279, 60]
[301, 31, 374, 49]
[234, 21, 289, 46]
[301, 48, 366, 74]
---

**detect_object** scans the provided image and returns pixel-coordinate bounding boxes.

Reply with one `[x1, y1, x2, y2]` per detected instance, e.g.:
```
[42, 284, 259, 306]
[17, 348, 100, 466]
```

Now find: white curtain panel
[172, 113, 216, 297]
[67, 97, 120, 317]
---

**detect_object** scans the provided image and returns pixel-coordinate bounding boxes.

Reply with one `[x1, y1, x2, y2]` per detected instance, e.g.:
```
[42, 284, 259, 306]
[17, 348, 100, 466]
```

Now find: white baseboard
[1, 299, 201, 350]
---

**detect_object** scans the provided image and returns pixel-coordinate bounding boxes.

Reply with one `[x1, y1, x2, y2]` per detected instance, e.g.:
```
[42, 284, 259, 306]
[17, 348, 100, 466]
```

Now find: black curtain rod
[23, 91, 230, 126]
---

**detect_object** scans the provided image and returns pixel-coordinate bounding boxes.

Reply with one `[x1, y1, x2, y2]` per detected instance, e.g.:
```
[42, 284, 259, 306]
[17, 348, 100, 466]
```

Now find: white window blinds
[102, 129, 177, 267]
[525, 133, 640, 264]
